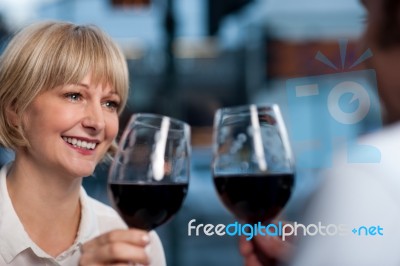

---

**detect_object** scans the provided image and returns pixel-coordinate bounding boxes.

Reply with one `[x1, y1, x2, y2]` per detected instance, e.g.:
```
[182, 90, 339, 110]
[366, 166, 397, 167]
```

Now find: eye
[103, 100, 120, 111]
[65, 92, 82, 102]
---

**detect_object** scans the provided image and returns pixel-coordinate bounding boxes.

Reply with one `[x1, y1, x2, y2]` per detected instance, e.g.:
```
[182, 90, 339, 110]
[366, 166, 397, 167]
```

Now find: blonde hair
[0, 21, 129, 157]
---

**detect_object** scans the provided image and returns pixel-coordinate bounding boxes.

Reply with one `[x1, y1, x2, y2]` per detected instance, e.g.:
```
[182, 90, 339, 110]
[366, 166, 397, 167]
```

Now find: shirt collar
[0, 163, 100, 263]
[76, 186, 100, 244]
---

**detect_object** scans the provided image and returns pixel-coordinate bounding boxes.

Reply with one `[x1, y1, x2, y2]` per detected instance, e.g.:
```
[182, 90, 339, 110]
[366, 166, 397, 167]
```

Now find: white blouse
[0, 164, 166, 266]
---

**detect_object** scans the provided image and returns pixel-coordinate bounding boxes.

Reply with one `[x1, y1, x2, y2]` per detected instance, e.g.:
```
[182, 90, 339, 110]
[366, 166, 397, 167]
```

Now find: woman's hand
[79, 229, 151, 265]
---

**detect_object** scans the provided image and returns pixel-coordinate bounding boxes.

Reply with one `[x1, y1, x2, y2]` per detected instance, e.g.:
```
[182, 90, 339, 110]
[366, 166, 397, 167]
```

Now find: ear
[5, 101, 19, 127]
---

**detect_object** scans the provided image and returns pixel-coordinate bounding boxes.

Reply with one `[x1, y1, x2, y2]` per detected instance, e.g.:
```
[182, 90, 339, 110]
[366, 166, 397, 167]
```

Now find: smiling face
[17, 73, 121, 178]
[0, 22, 128, 155]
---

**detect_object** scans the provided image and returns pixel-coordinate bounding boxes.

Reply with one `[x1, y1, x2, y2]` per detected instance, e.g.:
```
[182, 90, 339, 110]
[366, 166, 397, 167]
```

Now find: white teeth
[63, 137, 97, 150]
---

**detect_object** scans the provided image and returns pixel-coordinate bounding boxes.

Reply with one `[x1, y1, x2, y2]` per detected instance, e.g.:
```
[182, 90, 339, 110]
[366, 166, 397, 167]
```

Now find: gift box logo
[286, 40, 382, 169]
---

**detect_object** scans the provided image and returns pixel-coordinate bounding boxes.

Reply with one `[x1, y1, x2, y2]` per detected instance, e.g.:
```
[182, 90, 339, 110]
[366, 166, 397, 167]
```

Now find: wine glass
[212, 104, 295, 225]
[108, 113, 191, 231]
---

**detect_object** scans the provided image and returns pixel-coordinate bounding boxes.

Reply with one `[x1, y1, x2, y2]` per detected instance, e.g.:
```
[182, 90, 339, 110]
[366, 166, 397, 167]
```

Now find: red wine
[213, 173, 294, 223]
[109, 182, 188, 230]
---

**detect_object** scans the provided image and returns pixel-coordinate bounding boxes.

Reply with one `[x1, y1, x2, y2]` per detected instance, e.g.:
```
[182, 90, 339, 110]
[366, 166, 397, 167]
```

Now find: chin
[65, 162, 98, 178]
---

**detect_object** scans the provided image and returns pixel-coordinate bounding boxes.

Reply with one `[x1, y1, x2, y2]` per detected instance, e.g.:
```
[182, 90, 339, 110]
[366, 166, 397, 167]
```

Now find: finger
[253, 235, 293, 262]
[109, 263, 137, 266]
[244, 254, 263, 266]
[80, 242, 150, 265]
[82, 229, 150, 252]
[239, 236, 254, 256]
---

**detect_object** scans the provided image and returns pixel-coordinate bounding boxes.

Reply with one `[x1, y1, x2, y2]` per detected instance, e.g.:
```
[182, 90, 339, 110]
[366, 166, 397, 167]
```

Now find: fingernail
[142, 234, 150, 243]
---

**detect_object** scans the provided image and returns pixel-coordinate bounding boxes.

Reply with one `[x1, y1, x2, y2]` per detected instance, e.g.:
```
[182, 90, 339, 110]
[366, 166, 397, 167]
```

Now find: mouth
[62, 136, 98, 150]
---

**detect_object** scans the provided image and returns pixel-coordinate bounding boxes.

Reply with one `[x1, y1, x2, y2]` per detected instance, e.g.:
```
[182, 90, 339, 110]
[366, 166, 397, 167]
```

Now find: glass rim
[212, 103, 295, 170]
[215, 103, 280, 115]
[129, 113, 190, 131]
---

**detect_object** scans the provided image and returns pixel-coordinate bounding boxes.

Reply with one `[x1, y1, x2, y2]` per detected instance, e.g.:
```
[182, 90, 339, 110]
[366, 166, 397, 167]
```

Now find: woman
[0, 21, 165, 265]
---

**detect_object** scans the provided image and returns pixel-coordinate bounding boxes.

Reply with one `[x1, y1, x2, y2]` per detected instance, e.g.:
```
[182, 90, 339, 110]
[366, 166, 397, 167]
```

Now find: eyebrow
[76, 82, 118, 93]
[76, 83, 89, 89]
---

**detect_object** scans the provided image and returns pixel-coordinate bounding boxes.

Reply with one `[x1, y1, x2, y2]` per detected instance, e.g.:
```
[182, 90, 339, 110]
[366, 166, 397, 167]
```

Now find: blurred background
[0, 0, 379, 265]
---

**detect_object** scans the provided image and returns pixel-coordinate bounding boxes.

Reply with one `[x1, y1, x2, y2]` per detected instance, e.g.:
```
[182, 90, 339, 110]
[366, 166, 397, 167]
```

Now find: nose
[82, 102, 105, 132]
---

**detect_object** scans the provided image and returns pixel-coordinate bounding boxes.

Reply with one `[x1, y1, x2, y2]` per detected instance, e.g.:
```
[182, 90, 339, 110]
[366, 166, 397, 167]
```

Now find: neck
[6, 155, 83, 257]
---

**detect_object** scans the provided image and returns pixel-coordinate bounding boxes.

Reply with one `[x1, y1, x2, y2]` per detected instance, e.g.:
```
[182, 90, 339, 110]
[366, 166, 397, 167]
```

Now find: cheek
[21, 106, 50, 139]
[105, 115, 119, 140]
[22, 108, 72, 145]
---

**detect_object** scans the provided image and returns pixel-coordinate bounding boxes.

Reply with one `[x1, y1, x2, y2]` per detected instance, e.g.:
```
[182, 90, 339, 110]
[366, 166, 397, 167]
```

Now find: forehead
[44, 71, 121, 100]
[75, 73, 118, 94]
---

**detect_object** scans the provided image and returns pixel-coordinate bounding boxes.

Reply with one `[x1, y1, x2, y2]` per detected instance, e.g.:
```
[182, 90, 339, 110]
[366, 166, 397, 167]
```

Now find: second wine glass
[108, 113, 191, 231]
[212, 104, 295, 224]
